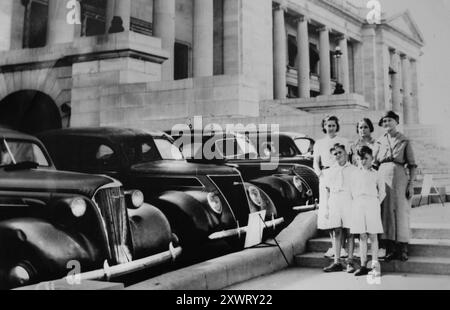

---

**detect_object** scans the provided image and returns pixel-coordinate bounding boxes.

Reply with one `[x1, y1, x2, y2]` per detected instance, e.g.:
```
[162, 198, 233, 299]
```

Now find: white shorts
[350, 196, 384, 234]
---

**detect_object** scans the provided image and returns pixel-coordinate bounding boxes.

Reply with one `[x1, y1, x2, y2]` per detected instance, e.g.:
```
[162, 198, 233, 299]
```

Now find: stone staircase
[295, 223, 450, 275]
[405, 125, 450, 203]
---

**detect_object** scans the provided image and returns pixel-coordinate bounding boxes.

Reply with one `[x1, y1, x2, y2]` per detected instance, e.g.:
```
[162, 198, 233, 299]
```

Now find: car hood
[0, 168, 115, 198]
[130, 160, 238, 176]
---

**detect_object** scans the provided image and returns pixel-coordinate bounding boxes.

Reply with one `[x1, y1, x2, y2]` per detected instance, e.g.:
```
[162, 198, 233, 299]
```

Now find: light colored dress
[322, 162, 356, 229]
[375, 132, 417, 243]
[314, 136, 350, 230]
[350, 168, 385, 234]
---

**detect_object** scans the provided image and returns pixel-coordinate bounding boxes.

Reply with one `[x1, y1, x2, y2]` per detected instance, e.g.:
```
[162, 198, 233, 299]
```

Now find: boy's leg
[345, 230, 356, 273]
[369, 234, 381, 276]
[355, 233, 370, 276]
[324, 228, 344, 272]
[346, 230, 354, 260]
[325, 230, 336, 258]
[334, 228, 342, 263]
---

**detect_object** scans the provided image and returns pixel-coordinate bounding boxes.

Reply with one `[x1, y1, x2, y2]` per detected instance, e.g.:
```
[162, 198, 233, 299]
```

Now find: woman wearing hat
[374, 111, 417, 261]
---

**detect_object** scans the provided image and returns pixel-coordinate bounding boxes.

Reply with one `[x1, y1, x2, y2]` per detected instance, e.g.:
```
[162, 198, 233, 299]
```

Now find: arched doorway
[0, 90, 62, 135]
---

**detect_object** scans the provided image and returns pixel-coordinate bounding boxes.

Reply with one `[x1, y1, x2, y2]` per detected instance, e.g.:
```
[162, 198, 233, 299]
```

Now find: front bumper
[72, 242, 182, 282]
[208, 217, 285, 240]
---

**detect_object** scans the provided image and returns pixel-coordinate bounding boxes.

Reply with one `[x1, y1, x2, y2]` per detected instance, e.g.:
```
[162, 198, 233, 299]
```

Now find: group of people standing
[313, 111, 417, 277]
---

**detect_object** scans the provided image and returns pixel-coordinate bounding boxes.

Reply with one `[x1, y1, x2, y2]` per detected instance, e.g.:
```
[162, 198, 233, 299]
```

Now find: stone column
[108, 0, 131, 33]
[361, 25, 378, 110]
[193, 0, 214, 77]
[0, 0, 14, 50]
[272, 2, 287, 99]
[391, 50, 402, 115]
[153, 0, 175, 81]
[47, 0, 77, 44]
[410, 59, 420, 124]
[338, 35, 350, 94]
[401, 55, 413, 124]
[297, 16, 310, 99]
[353, 41, 364, 95]
[319, 26, 331, 95]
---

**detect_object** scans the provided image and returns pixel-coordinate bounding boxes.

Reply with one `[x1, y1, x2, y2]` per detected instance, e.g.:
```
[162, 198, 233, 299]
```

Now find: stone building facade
[0, 0, 424, 135]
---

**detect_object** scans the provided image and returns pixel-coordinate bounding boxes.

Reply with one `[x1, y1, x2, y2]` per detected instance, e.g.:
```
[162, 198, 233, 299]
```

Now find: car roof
[0, 127, 42, 142]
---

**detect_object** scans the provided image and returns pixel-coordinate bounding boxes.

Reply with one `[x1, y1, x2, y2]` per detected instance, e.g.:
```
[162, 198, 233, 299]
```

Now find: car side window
[85, 141, 119, 171]
[295, 138, 314, 156]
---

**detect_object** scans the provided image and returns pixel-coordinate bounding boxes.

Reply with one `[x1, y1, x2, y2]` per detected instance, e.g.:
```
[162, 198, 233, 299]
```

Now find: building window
[174, 42, 190, 80]
[309, 44, 320, 75]
[80, 0, 107, 37]
[330, 51, 338, 80]
[22, 0, 49, 48]
[288, 35, 297, 68]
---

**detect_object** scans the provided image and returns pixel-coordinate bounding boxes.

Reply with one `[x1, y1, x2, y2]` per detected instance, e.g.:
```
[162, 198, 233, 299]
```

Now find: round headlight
[248, 186, 263, 207]
[70, 198, 87, 218]
[293, 176, 303, 192]
[130, 190, 145, 208]
[207, 192, 223, 214]
[9, 265, 31, 287]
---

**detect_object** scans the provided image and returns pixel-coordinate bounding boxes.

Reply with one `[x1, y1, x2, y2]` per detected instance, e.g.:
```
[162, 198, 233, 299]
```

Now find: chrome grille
[94, 186, 132, 265]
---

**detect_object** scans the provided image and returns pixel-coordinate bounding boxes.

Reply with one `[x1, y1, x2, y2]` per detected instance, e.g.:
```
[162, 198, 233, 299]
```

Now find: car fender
[150, 191, 216, 245]
[0, 218, 103, 283]
[128, 203, 174, 259]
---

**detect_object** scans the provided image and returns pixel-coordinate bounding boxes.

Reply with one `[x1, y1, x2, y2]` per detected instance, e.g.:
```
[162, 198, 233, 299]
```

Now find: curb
[127, 211, 318, 290]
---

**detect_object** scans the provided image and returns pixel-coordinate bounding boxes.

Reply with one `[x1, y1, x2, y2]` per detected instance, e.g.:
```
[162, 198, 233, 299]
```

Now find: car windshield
[153, 138, 184, 160]
[215, 137, 258, 159]
[1, 138, 50, 167]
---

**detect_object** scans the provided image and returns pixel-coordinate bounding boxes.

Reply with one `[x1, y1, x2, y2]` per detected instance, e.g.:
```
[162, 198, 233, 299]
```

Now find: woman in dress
[374, 111, 417, 261]
[349, 118, 377, 167]
[313, 116, 350, 258]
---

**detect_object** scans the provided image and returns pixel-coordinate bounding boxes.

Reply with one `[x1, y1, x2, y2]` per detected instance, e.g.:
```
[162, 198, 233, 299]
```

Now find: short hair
[357, 145, 373, 159]
[329, 143, 347, 154]
[322, 115, 340, 134]
[356, 118, 374, 134]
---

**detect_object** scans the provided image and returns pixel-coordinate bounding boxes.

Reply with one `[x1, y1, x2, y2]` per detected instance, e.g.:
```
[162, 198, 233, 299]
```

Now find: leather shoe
[323, 262, 343, 273]
[354, 267, 371, 276]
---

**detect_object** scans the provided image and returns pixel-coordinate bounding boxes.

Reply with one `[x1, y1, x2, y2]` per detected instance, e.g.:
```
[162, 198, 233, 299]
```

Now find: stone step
[307, 237, 450, 257]
[295, 252, 450, 275]
[412, 224, 450, 240]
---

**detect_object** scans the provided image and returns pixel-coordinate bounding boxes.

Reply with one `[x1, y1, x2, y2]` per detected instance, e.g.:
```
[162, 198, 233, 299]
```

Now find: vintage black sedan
[169, 130, 319, 223]
[38, 127, 282, 252]
[0, 128, 181, 289]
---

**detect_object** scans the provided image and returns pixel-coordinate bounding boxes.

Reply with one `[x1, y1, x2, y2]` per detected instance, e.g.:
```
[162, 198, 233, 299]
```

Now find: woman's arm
[313, 142, 322, 177]
[405, 140, 418, 200]
[314, 154, 322, 177]
[406, 166, 417, 200]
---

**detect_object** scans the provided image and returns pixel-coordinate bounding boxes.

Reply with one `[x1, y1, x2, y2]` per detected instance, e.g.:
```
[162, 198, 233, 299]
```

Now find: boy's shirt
[323, 162, 356, 193]
[350, 167, 386, 202]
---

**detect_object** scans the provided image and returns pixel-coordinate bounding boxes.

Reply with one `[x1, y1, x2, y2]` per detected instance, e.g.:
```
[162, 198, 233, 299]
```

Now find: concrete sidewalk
[225, 267, 450, 290]
[127, 211, 318, 290]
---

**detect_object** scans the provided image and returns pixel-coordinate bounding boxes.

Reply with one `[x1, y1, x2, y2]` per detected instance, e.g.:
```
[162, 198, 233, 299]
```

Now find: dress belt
[380, 160, 404, 166]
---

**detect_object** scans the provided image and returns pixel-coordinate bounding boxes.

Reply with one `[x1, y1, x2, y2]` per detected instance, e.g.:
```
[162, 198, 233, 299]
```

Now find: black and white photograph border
[0, 0, 450, 293]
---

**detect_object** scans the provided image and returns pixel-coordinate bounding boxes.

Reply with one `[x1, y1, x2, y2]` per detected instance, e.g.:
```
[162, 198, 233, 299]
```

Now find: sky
[352, 0, 450, 125]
